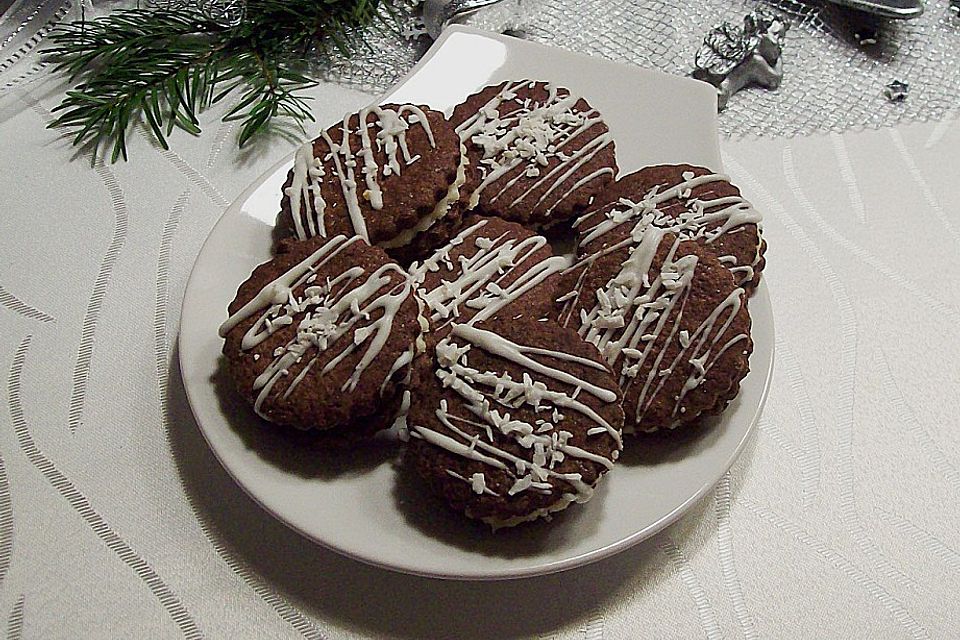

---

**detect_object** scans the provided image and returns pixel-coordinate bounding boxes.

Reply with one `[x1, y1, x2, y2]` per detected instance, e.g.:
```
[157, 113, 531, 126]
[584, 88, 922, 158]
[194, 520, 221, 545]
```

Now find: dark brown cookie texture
[410, 215, 567, 343]
[276, 103, 469, 260]
[406, 319, 624, 528]
[557, 228, 752, 433]
[574, 164, 765, 293]
[219, 235, 423, 437]
[450, 80, 618, 226]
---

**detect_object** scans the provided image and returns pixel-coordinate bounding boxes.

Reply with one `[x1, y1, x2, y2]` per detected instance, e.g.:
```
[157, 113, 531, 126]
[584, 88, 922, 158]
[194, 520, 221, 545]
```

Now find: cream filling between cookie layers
[380, 148, 469, 250]
[478, 491, 588, 531]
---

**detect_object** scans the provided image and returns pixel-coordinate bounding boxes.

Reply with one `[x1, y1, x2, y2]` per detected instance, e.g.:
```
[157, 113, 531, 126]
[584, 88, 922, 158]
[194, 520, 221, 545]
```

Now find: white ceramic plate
[179, 26, 774, 581]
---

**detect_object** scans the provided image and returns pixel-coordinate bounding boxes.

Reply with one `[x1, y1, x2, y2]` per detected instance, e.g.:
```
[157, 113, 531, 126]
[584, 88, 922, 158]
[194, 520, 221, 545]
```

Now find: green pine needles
[45, 0, 398, 161]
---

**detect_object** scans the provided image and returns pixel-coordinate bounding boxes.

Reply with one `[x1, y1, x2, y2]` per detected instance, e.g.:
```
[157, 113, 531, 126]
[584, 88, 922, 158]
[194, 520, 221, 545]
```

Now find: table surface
[2, 35, 960, 640]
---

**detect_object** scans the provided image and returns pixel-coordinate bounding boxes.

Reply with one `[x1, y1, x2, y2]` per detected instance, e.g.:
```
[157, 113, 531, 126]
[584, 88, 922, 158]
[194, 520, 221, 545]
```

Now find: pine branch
[44, 0, 398, 161]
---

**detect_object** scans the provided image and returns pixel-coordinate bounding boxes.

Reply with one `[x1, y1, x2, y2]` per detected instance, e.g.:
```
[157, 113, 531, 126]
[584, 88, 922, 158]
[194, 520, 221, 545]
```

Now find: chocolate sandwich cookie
[407, 320, 624, 528]
[451, 80, 617, 226]
[574, 164, 765, 293]
[410, 216, 567, 342]
[557, 228, 752, 433]
[277, 103, 469, 261]
[219, 236, 423, 439]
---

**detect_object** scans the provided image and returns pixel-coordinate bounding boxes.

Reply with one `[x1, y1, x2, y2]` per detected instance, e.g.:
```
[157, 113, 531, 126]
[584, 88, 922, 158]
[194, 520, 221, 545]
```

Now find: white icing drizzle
[410, 322, 622, 513]
[287, 143, 327, 239]
[377, 345, 418, 441]
[381, 345, 415, 396]
[456, 80, 614, 216]
[560, 227, 749, 430]
[409, 218, 567, 333]
[446, 469, 500, 496]
[575, 172, 763, 286]
[218, 235, 414, 418]
[285, 105, 437, 244]
[375, 389, 413, 442]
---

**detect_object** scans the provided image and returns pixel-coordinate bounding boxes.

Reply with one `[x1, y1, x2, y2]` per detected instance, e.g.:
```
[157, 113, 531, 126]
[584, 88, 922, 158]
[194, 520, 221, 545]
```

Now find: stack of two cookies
[218, 80, 765, 529]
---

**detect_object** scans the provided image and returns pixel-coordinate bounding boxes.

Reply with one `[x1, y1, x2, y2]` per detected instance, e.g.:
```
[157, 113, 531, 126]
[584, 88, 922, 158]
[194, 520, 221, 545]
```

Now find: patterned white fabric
[1, 71, 959, 638]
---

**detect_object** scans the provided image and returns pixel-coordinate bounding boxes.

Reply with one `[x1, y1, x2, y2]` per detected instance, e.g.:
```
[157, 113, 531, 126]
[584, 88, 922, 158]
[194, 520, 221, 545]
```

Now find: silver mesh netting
[4, 0, 960, 136]
[326, 0, 960, 138]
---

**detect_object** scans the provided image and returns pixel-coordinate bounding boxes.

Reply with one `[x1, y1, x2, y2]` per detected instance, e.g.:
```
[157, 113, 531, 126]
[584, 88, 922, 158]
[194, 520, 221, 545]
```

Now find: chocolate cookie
[407, 320, 624, 528]
[410, 216, 567, 341]
[451, 80, 617, 226]
[277, 103, 469, 260]
[557, 228, 752, 433]
[219, 235, 423, 436]
[574, 164, 765, 293]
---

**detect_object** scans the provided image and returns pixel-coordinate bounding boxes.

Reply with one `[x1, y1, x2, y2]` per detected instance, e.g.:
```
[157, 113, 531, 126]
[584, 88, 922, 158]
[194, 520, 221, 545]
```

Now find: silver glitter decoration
[6, 0, 960, 137]
[147, 0, 190, 10]
[328, 0, 960, 137]
[693, 9, 788, 110]
[884, 79, 909, 101]
[491, 0, 960, 138]
[199, 0, 244, 27]
[147, 0, 245, 26]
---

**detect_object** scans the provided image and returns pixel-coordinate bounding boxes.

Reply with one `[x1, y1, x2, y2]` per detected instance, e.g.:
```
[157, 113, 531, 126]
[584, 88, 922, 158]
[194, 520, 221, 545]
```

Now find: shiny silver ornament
[693, 9, 789, 110]
[822, 0, 922, 19]
[421, 0, 521, 39]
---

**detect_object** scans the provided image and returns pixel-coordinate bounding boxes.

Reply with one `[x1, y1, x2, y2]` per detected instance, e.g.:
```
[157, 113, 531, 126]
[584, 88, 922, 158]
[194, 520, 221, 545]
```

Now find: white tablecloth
[1, 70, 959, 639]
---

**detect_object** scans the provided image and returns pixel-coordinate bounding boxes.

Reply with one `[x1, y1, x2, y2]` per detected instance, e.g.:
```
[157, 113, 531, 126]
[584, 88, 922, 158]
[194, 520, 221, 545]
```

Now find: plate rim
[178, 27, 774, 581]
